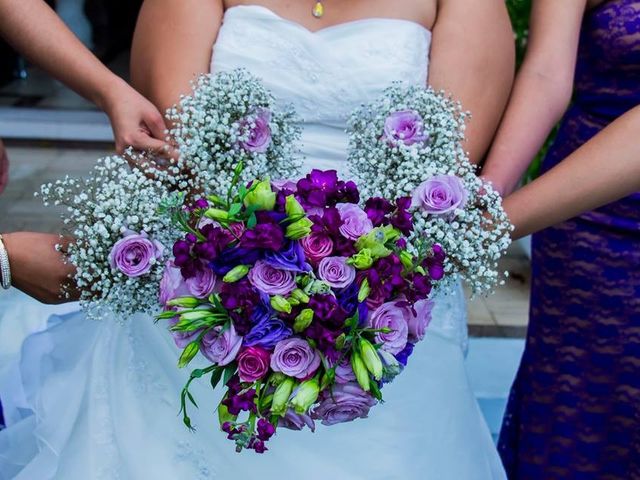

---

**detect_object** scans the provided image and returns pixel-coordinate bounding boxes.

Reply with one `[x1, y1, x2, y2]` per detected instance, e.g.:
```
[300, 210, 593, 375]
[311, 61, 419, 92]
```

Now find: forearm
[481, 66, 572, 194]
[505, 105, 640, 239]
[0, 0, 123, 109]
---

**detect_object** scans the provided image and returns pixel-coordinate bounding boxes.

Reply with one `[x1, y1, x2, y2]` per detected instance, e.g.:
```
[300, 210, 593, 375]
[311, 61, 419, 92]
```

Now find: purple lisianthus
[312, 383, 377, 426]
[368, 301, 409, 355]
[364, 197, 393, 226]
[159, 261, 190, 306]
[336, 281, 359, 317]
[317, 256, 356, 289]
[407, 299, 434, 342]
[279, 409, 316, 432]
[248, 260, 296, 296]
[244, 316, 292, 350]
[167, 316, 202, 349]
[237, 346, 271, 382]
[395, 342, 415, 366]
[109, 230, 164, 278]
[200, 323, 243, 366]
[300, 232, 334, 264]
[412, 175, 468, 216]
[271, 338, 321, 380]
[264, 241, 311, 273]
[238, 108, 272, 153]
[210, 247, 262, 276]
[383, 110, 428, 146]
[336, 203, 373, 240]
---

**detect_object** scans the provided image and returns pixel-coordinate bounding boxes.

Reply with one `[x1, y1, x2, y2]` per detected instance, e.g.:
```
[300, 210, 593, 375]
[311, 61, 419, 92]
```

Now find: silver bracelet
[0, 234, 12, 290]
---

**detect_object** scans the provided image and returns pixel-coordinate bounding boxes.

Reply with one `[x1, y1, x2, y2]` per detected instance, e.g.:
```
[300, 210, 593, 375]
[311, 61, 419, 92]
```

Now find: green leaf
[229, 203, 242, 217]
[369, 380, 383, 402]
[186, 390, 199, 408]
[156, 310, 179, 321]
[210, 367, 224, 391]
[178, 341, 200, 368]
[223, 363, 237, 386]
[247, 212, 257, 229]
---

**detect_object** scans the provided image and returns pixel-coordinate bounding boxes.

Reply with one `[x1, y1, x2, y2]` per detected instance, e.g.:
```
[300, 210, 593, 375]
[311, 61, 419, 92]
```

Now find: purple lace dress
[499, 1, 640, 478]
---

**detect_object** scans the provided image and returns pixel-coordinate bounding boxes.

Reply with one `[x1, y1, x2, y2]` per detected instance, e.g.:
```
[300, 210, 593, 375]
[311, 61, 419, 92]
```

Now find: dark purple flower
[240, 216, 284, 251]
[222, 387, 257, 415]
[304, 323, 341, 362]
[308, 294, 347, 329]
[390, 197, 414, 235]
[364, 197, 393, 226]
[395, 342, 415, 366]
[210, 247, 262, 276]
[336, 282, 359, 317]
[252, 440, 268, 454]
[256, 418, 276, 441]
[194, 224, 235, 261]
[244, 317, 292, 350]
[336, 180, 360, 204]
[264, 241, 311, 273]
[296, 170, 339, 208]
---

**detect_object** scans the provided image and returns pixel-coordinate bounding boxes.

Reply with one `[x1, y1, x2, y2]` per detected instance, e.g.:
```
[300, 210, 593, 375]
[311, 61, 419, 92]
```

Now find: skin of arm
[481, 0, 588, 194]
[0, 0, 169, 153]
[428, 0, 515, 164]
[505, 104, 640, 239]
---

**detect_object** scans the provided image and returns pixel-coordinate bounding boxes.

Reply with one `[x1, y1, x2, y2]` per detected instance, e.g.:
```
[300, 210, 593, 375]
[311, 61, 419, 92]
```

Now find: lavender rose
[317, 256, 356, 289]
[334, 358, 357, 384]
[248, 260, 296, 296]
[407, 299, 434, 342]
[279, 409, 316, 432]
[312, 383, 377, 426]
[271, 338, 321, 379]
[186, 265, 217, 299]
[383, 110, 428, 146]
[368, 301, 409, 355]
[336, 203, 373, 240]
[200, 323, 243, 366]
[168, 316, 202, 349]
[237, 346, 271, 382]
[159, 261, 190, 306]
[238, 108, 272, 153]
[412, 175, 469, 216]
[300, 232, 334, 263]
[109, 230, 164, 277]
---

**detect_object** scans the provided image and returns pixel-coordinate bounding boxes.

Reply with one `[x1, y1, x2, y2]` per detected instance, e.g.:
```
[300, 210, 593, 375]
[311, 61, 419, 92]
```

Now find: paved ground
[0, 143, 532, 337]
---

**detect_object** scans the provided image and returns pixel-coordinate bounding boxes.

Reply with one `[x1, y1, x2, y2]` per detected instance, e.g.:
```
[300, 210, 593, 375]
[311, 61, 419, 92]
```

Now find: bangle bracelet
[0, 234, 12, 289]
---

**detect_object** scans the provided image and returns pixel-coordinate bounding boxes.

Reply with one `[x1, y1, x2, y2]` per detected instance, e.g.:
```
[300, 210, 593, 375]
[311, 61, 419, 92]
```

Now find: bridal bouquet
[347, 84, 512, 294]
[159, 166, 442, 453]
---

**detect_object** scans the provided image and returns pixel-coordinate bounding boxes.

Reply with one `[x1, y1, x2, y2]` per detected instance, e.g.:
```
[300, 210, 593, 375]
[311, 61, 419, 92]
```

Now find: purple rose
[368, 301, 409, 355]
[317, 256, 356, 289]
[159, 261, 190, 306]
[279, 409, 316, 432]
[244, 317, 292, 350]
[167, 316, 202, 349]
[407, 299, 434, 342]
[412, 175, 468, 216]
[238, 108, 272, 153]
[248, 260, 296, 296]
[336, 203, 373, 240]
[237, 346, 271, 382]
[109, 230, 163, 277]
[200, 323, 243, 366]
[300, 232, 334, 263]
[312, 383, 377, 426]
[333, 358, 357, 384]
[383, 110, 428, 146]
[186, 265, 217, 298]
[271, 338, 321, 379]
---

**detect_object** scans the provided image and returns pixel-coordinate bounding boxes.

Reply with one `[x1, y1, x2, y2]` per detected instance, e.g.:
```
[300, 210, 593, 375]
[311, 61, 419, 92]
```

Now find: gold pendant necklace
[312, 1, 324, 18]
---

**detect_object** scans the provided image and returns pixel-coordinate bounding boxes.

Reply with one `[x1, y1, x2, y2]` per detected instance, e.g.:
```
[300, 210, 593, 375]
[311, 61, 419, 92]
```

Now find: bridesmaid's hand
[0, 139, 8, 194]
[3, 232, 78, 304]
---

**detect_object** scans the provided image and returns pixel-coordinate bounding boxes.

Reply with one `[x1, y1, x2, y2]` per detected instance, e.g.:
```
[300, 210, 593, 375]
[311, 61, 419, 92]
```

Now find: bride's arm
[130, 0, 224, 114]
[428, 0, 515, 164]
[505, 105, 640, 239]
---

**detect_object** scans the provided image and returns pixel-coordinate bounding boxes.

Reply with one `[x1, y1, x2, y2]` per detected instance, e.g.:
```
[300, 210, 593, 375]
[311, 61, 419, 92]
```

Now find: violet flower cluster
[347, 84, 513, 294]
[159, 167, 441, 454]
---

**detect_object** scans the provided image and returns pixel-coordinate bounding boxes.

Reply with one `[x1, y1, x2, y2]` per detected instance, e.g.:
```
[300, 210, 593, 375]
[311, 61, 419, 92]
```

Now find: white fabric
[0, 5, 506, 479]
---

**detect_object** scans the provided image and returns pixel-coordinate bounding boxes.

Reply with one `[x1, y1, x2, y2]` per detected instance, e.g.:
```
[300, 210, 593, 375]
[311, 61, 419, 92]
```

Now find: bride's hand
[3, 232, 78, 304]
[0, 139, 8, 194]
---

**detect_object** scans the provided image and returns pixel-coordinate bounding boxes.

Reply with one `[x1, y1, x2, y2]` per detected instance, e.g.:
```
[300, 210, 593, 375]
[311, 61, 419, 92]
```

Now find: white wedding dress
[0, 6, 506, 479]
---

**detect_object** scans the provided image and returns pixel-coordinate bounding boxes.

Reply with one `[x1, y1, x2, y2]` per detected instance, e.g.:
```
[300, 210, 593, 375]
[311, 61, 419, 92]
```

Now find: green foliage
[506, 0, 532, 67]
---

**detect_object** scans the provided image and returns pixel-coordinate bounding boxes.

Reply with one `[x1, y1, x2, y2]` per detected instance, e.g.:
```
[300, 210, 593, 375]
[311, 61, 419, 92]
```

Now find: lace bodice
[212, 5, 431, 172]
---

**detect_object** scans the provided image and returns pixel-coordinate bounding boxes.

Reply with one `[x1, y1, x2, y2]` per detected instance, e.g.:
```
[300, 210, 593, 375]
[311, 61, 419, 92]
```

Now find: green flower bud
[166, 296, 200, 308]
[335, 333, 347, 351]
[285, 194, 306, 218]
[399, 251, 415, 271]
[244, 179, 276, 211]
[293, 308, 314, 333]
[348, 248, 374, 270]
[268, 372, 287, 386]
[206, 194, 225, 207]
[205, 208, 230, 222]
[359, 338, 383, 381]
[358, 278, 371, 303]
[351, 351, 371, 392]
[290, 288, 310, 304]
[270, 295, 292, 314]
[288, 296, 301, 307]
[271, 377, 296, 416]
[222, 265, 250, 283]
[233, 161, 244, 177]
[355, 225, 400, 259]
[286, 217, 314, 240]
[378, 349, 402, 383]
[291, 377, 320, 414]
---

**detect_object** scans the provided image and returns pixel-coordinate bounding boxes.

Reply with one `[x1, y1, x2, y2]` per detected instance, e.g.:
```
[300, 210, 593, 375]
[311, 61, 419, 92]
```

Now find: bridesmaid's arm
[428, 0, 515, 164]
[481, 0, 588, 194]
[505, 105, 640, 239]
[130, 0, 224, 115]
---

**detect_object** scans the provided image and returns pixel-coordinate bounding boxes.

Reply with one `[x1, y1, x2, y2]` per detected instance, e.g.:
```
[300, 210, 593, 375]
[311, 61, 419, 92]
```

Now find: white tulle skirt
[0, 286, 506, 480]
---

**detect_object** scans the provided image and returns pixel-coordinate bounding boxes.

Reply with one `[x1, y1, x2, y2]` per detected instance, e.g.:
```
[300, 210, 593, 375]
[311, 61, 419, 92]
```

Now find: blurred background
[0, 0, 533, 441]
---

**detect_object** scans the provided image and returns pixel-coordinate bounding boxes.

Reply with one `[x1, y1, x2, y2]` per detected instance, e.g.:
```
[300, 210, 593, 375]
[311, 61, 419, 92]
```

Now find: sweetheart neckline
[224, 4, 432, 38]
